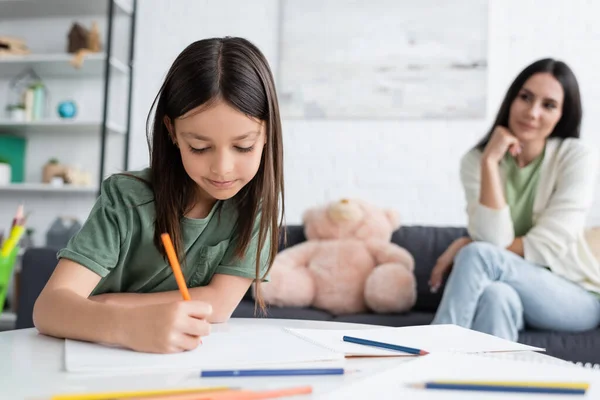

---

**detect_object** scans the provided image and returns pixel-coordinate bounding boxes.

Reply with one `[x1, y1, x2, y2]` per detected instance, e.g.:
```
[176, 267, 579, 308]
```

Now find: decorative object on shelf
[57, 100, 77, 119]
[49, 176, 64, 187]
[8, 68, 47, 122]
[64, 166, 91, 186]
[19, 228, 35, 249]
[42, 158, 91, 186]
[67, 23, 88, 53]
[42, 158, 65, 184]
[46, 216, 81, 250]
[0, 136, 26, 183]
[26, 81, 47, 121]
[68, 21, 102, 69]
[5, 104, 26, 121]
[0, 36, 30, 55]
[88, 21, 102, 52]
[0, 158, 11, 186]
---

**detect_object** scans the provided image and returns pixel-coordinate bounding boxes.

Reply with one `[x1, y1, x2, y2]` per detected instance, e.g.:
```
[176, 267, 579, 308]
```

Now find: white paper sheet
[321, 352, 600, 399]
[285, 324, 544, 357]
[65, 326, 344, 373]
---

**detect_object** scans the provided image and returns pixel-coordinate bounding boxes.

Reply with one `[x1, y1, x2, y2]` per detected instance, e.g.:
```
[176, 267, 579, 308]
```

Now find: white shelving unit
[0, 311, 16, 331]
[0, 52, 129, 78]
[0, 0, 133, 18]
[0, 0, 136, 247]
[0, 120, 126, 135]
[0, 183, 98, 193]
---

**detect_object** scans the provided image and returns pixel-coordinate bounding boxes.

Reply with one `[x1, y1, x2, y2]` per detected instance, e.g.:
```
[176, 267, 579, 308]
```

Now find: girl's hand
[120, 300, 212, 353]
[482, 126, 522, 164]
[429, 237, 473, 293]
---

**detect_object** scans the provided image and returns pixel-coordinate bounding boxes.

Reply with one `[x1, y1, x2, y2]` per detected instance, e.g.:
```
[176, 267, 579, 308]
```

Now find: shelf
[0, 0, 133, 19]
[0, 312, 16, 331]
[0, 120, 126, 135]
[0, 311, 16, 322]
[0, 183, 98, 193]
[0, 53, 129, 78]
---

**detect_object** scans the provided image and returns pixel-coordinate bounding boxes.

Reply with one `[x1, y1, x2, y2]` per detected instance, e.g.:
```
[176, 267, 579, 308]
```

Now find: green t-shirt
[57, 169, 270, 295]
[503, 151, 545, 237]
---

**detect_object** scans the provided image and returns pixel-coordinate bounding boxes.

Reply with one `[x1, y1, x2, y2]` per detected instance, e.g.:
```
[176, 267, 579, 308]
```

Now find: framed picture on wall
[277, 0, 488, 119]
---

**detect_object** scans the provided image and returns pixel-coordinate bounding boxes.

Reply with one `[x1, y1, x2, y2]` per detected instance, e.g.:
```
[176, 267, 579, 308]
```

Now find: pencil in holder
[0, 246, 19, 313]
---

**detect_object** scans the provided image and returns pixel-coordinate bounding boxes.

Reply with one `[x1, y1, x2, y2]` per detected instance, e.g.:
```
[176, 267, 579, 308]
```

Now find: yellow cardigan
[460, 137, 600, 293]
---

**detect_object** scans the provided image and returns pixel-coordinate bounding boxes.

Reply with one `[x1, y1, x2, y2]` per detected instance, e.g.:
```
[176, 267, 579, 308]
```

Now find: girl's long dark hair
[146, 37, 284, 312]
[476, 58, 582, 151]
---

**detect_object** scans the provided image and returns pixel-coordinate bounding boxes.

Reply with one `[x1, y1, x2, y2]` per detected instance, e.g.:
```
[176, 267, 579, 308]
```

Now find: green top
[503, 150, 545, 237]
[57, 169, 270, 295]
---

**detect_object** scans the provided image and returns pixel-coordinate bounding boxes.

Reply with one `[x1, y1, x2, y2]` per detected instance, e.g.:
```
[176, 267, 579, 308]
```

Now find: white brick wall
[130, 0, 600, 227]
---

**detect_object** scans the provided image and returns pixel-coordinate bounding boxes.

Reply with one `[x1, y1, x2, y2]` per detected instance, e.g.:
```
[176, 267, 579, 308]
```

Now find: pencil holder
[0, 246, 19, 313]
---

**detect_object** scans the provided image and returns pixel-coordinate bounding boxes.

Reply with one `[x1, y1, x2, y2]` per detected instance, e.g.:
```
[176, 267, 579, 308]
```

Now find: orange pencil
[201, 386, 312, 400]
[123, 385, 313, 400]
[161, 233, 191, 301]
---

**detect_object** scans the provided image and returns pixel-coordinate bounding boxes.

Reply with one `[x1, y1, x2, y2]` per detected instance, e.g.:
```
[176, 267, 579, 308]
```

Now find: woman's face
[508, 72, 564, 144]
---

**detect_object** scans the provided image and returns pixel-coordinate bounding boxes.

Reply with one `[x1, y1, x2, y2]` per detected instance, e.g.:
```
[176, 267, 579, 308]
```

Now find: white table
[0, 318, 569, 399]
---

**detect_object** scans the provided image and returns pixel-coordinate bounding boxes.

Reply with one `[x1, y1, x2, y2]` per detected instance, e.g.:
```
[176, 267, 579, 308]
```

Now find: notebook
[285, 324, 544, 357]
[65, 327, 344, 373]
[321, 352, 600, 399]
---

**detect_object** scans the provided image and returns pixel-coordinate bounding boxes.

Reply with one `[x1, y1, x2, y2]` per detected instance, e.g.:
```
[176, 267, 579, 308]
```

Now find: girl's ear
[163, 116, 177, 145]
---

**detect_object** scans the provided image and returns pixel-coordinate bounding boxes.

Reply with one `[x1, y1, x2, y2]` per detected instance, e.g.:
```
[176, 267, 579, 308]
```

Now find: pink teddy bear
[259, 199, 417, 315]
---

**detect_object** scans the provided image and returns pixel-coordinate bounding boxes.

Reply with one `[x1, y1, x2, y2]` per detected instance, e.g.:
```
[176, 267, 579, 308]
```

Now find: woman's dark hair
[476, 58, 582, 150]
[146, 36, 284, 312]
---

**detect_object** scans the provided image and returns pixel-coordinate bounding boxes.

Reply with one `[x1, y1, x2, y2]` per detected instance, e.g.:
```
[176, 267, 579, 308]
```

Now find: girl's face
[169, 100, 266, 204]
[508, 72, 564, 144]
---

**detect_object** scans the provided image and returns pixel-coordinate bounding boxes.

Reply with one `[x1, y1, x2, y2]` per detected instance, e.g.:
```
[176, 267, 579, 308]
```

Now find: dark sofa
[232, 225, 600, 365]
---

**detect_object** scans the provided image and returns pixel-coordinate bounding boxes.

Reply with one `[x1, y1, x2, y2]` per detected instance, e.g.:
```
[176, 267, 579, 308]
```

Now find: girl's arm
[34, 259, 212, 353]
[34, 259, 123, 345]
[90, 274, 252, 323]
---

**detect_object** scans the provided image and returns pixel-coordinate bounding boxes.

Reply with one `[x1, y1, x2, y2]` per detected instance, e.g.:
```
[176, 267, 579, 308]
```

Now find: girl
[33, 37, 285, 354]
[429, 58, 600, 341]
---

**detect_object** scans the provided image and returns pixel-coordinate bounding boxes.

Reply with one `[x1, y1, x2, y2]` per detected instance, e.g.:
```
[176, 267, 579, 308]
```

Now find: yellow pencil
[0, 225, 25, 257]
[430, 380, 589, 389]
[51, 386, 232, 400]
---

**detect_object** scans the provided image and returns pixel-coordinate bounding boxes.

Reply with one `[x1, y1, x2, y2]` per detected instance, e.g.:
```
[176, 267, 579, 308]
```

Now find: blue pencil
[200, 368, 345, 378]
[342, 335, 429, 355]
[412, 382, 587, 395]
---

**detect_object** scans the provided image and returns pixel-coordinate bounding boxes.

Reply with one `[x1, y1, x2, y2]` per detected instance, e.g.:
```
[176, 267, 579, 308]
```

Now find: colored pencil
[11, 204, 23, 229]
[431, 380, 589, 389]
[122, 385, 313, 400]
[410, 381, 588, 395]
[1, 205, 26, 257]
[0, 225, 24, 257]
[51, 386, 231, 400]
[342, 335, 429, 355]
[200, 367, 345, 377]
[160, 232, 204, 344]
[161, 232, 191, 301]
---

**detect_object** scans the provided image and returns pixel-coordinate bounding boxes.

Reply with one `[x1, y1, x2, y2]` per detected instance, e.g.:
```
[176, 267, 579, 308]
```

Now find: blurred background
[1, 0, 599, 325]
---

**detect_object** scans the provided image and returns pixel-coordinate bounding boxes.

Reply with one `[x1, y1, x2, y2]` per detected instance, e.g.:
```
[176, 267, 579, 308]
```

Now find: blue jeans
[432, 242, 600, 341]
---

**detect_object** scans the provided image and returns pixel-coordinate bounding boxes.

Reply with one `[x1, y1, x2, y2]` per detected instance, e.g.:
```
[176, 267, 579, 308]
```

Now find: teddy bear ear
[302, 208, 314, 224]
[385, 209, 401, 230]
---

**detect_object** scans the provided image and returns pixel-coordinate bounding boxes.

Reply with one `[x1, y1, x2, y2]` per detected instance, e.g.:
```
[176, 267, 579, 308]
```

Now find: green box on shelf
[0, 135, 26, 183]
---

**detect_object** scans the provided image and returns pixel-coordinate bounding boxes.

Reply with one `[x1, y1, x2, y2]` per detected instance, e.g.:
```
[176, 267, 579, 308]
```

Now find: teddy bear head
[302, 198, 401, 241]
